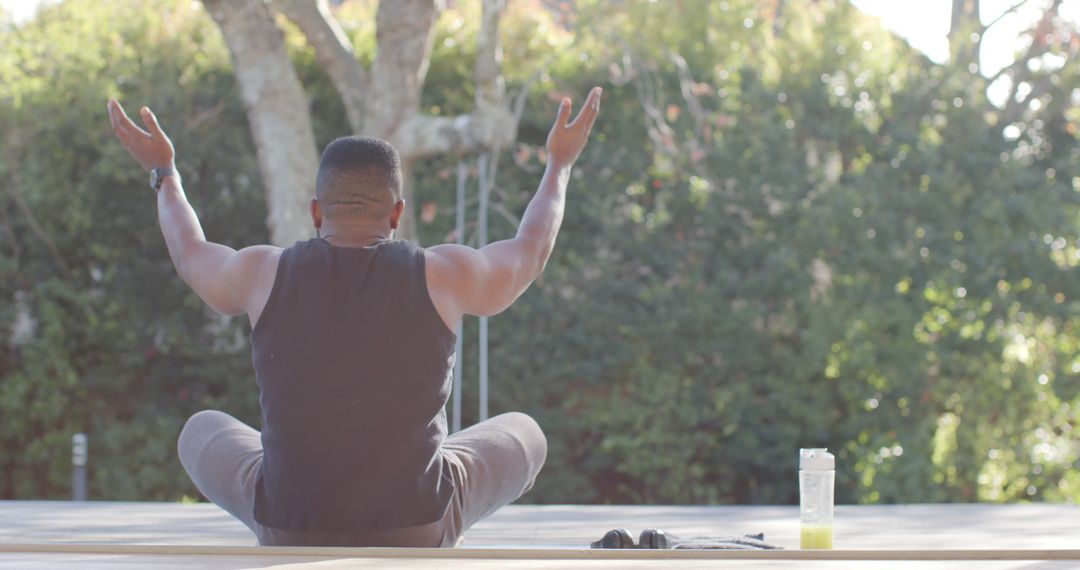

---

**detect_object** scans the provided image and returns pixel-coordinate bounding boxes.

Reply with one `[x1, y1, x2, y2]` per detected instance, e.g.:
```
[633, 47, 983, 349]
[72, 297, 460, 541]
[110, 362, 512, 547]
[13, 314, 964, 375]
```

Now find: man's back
[107, 87, 601, 545]
[251, 238, 455, 532]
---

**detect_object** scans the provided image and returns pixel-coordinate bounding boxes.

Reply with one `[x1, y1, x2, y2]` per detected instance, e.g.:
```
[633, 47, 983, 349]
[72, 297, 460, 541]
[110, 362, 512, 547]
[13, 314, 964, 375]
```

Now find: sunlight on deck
[1, 501, 1077, 568]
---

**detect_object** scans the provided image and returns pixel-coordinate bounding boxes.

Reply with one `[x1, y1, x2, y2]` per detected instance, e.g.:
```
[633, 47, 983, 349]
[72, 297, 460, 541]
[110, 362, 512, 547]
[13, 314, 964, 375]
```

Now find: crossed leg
[176, 410, 263, 534]
[177, 409, 547, 547]
[439, 411, 549, 542]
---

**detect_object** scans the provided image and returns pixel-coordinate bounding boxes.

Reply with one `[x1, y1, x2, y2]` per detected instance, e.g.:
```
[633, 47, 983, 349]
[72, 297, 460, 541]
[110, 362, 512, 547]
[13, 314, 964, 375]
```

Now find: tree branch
[772, 0, 787, 38]
[985, 26, 1055, 86]
[0, 133, 69, 279]
[5, 177, 70, 279]
[976, 0, 1034, 65]
[366, 0, 442, 139]
[182, 99, 226, 133]
[0, 195, 31, 291]
[1000, 73, 1056, 126]
[274, 0, 369, 131]
[474, 0, 506, 110]
[203, 0, 320, 246]
[983, 0, 1033, 32]
[397, 109, 513, 158]
[490, 185, 522, 226]
[388, 0, 517, 158]
[997, 0, 1064, 119]
[511, 70, 541, 122]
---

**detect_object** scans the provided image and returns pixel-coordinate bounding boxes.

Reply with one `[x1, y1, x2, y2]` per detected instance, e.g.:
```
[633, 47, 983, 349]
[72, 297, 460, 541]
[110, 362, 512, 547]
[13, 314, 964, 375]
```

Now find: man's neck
[318, 222, 392, 248]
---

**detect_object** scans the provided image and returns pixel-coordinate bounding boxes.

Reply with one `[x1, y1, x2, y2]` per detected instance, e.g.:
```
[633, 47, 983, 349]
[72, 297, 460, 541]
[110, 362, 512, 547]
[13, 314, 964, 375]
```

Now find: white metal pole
[452, 161, 467, 433]
[477, 154, 490, 422]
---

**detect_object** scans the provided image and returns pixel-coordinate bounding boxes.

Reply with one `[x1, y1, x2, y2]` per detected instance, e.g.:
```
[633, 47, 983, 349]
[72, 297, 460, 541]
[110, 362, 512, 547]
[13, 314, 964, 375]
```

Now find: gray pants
[177, 410, 547, 547]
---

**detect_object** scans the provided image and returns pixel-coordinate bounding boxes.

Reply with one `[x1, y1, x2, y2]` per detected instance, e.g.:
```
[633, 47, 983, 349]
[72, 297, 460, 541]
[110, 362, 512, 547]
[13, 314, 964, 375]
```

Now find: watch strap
[151, 166, 178, 191]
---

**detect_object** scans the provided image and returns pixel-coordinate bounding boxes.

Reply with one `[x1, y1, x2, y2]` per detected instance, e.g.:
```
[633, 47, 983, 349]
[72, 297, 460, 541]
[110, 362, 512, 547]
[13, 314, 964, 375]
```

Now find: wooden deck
[1, 501, 1078, 568]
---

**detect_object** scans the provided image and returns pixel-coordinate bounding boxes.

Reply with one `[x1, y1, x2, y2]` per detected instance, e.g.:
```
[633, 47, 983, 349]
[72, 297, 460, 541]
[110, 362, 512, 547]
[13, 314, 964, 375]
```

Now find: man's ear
[389, 200, 405, 230]
[310, 198, 323, 231]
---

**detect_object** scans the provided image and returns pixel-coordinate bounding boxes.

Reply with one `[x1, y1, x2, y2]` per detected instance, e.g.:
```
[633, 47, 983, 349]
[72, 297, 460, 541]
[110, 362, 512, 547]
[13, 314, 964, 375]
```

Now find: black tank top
[250, 238, 456, 532]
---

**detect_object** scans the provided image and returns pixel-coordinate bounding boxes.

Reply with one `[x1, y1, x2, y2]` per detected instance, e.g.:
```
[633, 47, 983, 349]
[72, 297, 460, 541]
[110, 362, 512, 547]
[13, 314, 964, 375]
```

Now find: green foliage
[0, 0, 264, 499]
[1, 0, 1077, 509]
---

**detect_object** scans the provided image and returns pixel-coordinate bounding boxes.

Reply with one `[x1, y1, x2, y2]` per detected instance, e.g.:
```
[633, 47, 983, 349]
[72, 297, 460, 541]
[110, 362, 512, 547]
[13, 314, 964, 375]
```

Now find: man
[106, 86, 601, 547]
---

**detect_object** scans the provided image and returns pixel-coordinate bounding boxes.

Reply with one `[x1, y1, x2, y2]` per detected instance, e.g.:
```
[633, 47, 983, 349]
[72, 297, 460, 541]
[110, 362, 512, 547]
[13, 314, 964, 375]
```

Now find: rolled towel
[669, 532, 782, 550]
[591, 529, 782, 550]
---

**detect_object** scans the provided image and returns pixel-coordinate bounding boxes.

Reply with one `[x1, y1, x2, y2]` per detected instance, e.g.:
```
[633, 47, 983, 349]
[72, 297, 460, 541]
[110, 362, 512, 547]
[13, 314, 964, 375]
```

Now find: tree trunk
[365, 0, 441, 141]
[203, 0, 319, 247]
[396, 158, 419, 242]
[948, 0, 981, 69]
[949, 0, 1071, 132]
[205, 0, 518, 244]
[274, 0, 369, 132]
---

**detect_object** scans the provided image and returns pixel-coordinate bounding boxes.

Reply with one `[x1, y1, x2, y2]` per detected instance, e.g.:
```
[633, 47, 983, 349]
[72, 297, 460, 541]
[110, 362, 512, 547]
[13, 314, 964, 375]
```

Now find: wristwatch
[150, 166, 179, 191]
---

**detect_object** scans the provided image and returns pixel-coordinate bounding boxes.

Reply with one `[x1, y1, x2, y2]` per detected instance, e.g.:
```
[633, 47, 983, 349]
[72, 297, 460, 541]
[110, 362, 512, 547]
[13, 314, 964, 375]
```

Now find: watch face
[150, 169, 160, 190]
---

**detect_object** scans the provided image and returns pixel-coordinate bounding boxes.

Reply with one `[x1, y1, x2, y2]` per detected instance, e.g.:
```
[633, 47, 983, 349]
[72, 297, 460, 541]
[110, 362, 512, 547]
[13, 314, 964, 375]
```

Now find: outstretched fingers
[568, 87, 602, 131]
[140, 106, 166, 140]
[555, 97, 572, 128]
[108, 99, 149, 141]
[107, 99, 175, 171]
[108, 100, 129, 141]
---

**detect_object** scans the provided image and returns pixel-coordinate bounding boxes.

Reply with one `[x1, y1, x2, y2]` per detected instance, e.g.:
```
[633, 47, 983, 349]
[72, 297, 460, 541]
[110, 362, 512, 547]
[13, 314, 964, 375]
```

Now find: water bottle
[799, 448, 835, 549]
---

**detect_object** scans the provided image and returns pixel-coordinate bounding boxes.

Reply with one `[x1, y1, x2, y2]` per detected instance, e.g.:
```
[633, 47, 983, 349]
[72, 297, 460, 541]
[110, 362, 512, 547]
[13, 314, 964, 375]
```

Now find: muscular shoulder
[425, 244, 483, 287]
[424, 244, 484, 328]
[235, 245, 283, 327]
[235, 245, 283, 278]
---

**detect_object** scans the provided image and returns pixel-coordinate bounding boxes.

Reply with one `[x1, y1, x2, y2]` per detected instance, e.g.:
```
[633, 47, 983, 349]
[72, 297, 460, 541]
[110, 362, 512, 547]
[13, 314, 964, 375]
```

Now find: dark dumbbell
[638, 528, 671, 549]
[590, 528, 636, 549]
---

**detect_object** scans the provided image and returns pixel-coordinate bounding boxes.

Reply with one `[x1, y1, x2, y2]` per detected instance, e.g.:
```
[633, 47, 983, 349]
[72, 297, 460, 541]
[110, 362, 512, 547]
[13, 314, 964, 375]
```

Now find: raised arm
[426, 87, 602, 322]
[107, 99, 278, 323]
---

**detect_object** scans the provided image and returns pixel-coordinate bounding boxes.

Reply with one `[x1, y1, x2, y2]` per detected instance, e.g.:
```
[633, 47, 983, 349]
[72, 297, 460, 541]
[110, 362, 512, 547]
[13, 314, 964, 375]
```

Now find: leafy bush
[1, 0, 1077, 506]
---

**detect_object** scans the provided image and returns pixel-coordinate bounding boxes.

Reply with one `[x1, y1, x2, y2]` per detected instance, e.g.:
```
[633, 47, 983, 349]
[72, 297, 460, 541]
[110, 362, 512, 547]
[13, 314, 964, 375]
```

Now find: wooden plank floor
[1, 501, 1078, 568]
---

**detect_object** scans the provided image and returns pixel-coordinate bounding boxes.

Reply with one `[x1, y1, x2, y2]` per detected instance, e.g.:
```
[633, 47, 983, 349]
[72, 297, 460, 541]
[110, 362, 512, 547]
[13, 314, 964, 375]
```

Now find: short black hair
[316, 136, 402, 221]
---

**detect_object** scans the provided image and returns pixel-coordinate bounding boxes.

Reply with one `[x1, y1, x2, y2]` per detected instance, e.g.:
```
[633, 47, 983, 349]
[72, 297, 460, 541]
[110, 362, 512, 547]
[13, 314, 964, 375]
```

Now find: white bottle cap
[799, 448, 834, 470]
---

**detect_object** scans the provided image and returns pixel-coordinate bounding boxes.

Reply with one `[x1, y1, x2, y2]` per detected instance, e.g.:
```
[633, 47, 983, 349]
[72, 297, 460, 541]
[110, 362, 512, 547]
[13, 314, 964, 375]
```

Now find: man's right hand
[546, 87, 602, 169]
[108, 98, 176, 172]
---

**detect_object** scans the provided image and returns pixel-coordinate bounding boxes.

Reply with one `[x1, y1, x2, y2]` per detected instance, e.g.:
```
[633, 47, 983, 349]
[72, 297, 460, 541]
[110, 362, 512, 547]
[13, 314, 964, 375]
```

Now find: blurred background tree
[200, 0, 524, 244]
[0, 0, 1077, 506]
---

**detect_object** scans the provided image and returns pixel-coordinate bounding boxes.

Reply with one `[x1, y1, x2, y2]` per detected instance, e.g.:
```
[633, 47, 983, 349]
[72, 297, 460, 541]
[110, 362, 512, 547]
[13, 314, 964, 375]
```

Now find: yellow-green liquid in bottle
[800, 524, 833, 549]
